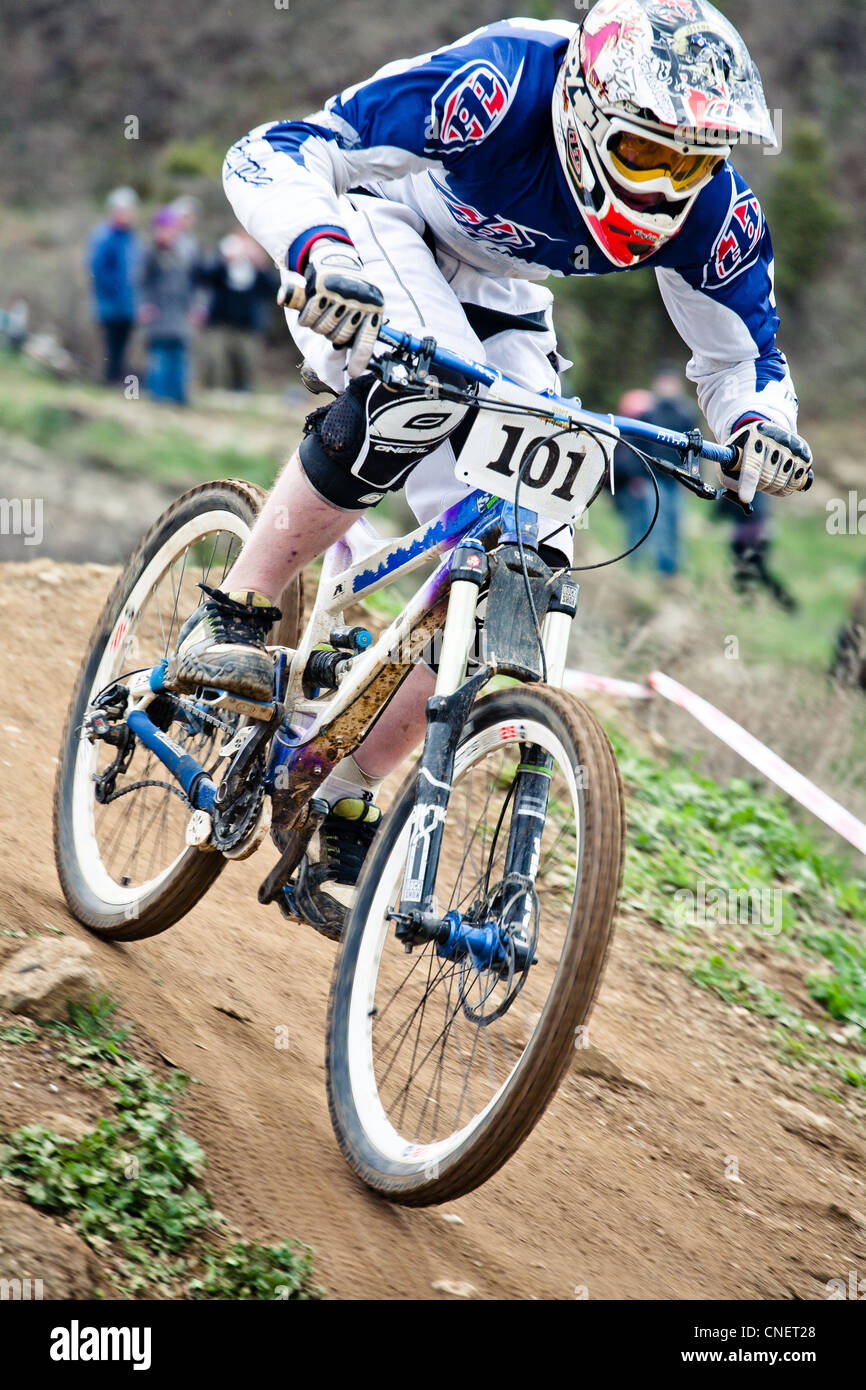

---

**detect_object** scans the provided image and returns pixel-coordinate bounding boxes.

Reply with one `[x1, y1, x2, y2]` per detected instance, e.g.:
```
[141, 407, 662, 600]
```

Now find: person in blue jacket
[163, 1, 815, 903]
[86, 187, 140, 384]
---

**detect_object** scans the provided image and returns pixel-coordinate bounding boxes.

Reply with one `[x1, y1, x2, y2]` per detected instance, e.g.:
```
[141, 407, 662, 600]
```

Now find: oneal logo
[50, 1320, 152, 1372]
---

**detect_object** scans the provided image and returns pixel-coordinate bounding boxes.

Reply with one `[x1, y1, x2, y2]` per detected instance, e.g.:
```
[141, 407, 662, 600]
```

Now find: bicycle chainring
[210, 751, 267, 853]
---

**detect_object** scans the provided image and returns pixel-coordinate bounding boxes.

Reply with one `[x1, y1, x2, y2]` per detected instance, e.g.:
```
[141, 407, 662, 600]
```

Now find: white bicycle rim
[69, 509, 251, 909]
[344, 716, 582, 1170]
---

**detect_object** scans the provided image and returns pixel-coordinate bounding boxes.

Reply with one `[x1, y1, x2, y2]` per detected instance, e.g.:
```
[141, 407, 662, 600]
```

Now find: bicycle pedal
[275, 869, 346, 943]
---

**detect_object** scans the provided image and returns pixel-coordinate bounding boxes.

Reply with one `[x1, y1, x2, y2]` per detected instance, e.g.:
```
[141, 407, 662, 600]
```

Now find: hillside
[2, 0, 865, 409]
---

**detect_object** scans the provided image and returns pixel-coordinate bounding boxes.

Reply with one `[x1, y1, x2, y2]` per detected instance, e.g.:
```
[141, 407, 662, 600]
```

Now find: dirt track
[2, 556, 865, 1300]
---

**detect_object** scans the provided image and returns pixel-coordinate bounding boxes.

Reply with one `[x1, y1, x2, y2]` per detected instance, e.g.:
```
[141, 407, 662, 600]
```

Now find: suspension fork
[393, 549, 580, 945]
[395, 540, 489, 940]
[494, 745, 556, 906]
[498, 581, 580, 905]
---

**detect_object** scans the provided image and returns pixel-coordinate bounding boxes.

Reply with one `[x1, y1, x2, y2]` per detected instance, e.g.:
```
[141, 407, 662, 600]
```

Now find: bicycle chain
[102, 778, 192, 807]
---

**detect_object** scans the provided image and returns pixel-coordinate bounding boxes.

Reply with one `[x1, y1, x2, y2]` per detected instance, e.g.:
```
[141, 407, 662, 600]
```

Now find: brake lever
[717, 488, 754, 516]
[648, 460, 752, 512]
[645, 427, 753, 512]
[638, 451, 718, 500]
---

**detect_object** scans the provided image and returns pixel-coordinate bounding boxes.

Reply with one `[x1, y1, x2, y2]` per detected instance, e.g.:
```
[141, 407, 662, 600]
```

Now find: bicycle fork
[393, 537, 575, 957]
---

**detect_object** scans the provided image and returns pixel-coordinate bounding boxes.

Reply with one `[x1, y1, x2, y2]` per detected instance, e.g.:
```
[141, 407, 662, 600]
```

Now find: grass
[0, 995, 325, 1299]
[611, 726, 866, 1098]
[0, 349, 284, 489]
[581, 489, 863, 674]
[0, 385, 279, 491]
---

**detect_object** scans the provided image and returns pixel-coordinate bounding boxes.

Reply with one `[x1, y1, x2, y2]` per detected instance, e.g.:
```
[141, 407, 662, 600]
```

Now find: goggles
[600, 121, 729, 199]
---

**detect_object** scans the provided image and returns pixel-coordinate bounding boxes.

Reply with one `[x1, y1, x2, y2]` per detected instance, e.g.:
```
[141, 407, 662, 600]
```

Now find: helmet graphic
[553, 0, 776, 268]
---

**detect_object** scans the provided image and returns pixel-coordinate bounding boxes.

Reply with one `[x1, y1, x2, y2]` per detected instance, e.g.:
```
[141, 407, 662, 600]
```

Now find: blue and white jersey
[224, 17, 796, 439]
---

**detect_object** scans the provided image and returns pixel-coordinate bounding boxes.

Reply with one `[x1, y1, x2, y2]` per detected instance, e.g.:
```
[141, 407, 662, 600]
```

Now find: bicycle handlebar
[279, 274, 738, 474]
[375, 323, 738, 470]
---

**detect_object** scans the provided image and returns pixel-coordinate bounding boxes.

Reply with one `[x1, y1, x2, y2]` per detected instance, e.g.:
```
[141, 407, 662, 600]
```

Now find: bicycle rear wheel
[53, 479, 301, 941]
[326, 685, 625, 1205]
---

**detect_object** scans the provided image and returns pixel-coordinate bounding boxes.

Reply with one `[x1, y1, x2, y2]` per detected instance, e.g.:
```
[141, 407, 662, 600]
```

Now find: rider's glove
[286, 239, 385, 379]
[720, 418, 813, 504]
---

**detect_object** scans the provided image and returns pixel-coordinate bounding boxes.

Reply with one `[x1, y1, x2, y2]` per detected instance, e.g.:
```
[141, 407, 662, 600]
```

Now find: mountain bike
[54, 304, 740, 1205]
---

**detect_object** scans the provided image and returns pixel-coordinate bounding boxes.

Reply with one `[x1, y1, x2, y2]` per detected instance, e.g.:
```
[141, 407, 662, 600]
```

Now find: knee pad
[299, 371, 470, 510]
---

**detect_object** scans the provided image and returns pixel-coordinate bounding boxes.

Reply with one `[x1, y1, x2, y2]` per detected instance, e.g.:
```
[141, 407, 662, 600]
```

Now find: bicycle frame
[119, 323, 738, 901]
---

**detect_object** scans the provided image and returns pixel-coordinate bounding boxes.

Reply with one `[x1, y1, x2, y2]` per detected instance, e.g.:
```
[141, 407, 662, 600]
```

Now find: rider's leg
[312, 663, 436, 897]
[318, 661, 435, 804]
[225, 451, 361, 597]
[163, 453, 364, 701]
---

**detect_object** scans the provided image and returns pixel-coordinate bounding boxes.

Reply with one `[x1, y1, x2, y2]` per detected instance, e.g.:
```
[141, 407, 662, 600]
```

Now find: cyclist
[166, 1, 813, 892]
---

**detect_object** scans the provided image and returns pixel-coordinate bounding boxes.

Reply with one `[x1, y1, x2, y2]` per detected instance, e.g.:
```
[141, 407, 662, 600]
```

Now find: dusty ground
[1, 556, 865, 1301]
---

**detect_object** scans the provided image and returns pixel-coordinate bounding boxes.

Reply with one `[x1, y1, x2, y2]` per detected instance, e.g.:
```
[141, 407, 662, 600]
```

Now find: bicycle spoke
[367, 729, 582, 1150]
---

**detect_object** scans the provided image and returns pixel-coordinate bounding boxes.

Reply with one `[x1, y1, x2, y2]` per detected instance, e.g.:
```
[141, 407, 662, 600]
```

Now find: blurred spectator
[86, 186, 140, 383]
[138, 207, 198, 404]
[612, 387, 655, 560]
[196, 233, 278, 392]
[170, 195, 202, 269]
[1, 298, 29, 353]
[613, 364, 697, 574]
[719, 491, 797, 610]
[832, 567, 866, 689]
[641, 363, 698, 575]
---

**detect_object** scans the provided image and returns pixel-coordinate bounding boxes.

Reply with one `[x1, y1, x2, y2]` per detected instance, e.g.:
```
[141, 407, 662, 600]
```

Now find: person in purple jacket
[164, 1, 814, 895]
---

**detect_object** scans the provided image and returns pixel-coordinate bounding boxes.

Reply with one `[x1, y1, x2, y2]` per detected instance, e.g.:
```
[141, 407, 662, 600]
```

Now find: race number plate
[456, 379, 617, 523]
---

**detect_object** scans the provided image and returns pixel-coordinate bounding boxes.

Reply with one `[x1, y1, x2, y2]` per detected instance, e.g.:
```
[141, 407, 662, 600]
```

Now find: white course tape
[563, 669, 653, 700]
[648, 669, 866, 858]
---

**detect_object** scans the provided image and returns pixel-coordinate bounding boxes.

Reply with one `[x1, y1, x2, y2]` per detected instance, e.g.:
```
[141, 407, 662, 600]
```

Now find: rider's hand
[285, 239, 385, 379]
[720, 418, 813, 504]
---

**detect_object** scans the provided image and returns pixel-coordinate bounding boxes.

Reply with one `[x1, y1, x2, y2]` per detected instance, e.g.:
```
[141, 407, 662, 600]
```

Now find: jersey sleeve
[222, 23, 537, 272]
[655, 169, 798, 443]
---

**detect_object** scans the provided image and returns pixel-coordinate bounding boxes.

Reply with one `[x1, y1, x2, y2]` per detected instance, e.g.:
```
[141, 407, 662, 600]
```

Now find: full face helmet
[553, 0, 776, 267]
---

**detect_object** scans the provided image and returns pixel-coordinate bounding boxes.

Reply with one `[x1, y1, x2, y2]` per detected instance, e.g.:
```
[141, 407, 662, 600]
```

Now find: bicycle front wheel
[326, 686, 625, 1205]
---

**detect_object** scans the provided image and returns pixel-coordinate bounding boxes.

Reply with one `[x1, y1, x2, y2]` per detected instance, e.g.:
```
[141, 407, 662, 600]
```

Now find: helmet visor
[606, 129, 726, 195]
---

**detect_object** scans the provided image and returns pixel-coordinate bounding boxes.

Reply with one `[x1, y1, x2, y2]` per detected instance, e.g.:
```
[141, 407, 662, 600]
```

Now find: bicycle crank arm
[214, 701, 283, 810]
[257, 797, 329, 905]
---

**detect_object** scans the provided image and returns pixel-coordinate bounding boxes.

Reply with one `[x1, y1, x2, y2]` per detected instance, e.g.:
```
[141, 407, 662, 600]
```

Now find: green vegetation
[612, 728, 866, 1098]
[188, 1240, 321, 1300]
[555, 266, 682, 414]
[580, 489, 864, 677]
[0, 361, 280, 490]
[158, 137, 227, 182]
[682, 506, 863, 673]
[764, 120, 848, 307]
[0, 996, 325, 1299]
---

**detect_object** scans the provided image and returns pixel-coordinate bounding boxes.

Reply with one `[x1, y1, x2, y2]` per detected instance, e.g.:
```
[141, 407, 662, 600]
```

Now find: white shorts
[286, 192, 573, 558]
